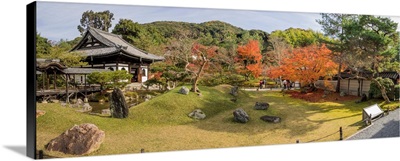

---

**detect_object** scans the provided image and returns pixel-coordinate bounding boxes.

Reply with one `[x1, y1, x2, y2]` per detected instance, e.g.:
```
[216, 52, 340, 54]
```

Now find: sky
[37, 1, 400, 42]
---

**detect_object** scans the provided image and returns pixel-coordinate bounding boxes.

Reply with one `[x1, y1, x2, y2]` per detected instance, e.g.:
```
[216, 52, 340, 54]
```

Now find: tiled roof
[379, 72, 399, 80]
[73, 27, 164, 62]
[339, 71, 399, 79]
[77, 47, 120, 57]
[63, 68, 110, 74]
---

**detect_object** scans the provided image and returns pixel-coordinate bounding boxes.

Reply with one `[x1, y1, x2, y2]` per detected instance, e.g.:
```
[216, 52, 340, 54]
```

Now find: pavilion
[70, 26, 164, 83]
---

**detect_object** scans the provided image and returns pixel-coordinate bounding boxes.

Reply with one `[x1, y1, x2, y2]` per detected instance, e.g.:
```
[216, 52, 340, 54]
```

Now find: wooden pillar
[138, 66, 142, 83]
[66, 74, 69, 103]
[347, 79, 350, 94]
[42, 72, 45, 91]
[84, 74, 87, 96]
[116, 62, 119, 71]
[147, 64, 150, 80]
[103, 62, 105, 69]
[361, 79, 364, 95]
[128, 62, 132, 83]
[46, 72, 50, 90]
[53, 71, 57, 90]
[73, 74, 76, 88]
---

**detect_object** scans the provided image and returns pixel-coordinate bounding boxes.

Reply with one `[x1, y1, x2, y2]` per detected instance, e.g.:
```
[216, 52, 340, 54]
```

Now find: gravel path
[347, 108, 399, 140]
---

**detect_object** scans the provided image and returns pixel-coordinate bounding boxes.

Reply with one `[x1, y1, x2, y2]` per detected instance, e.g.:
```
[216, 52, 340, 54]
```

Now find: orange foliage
[236, 40, 263, 78]
[267, 44, 338, 86]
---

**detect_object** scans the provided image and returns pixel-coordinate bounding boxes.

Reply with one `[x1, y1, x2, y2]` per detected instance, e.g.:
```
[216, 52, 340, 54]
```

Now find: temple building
[70, 26, 164, 83]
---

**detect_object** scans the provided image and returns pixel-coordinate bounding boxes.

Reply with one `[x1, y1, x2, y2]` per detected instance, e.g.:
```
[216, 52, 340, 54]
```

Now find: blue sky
[37, 1, 400, 42]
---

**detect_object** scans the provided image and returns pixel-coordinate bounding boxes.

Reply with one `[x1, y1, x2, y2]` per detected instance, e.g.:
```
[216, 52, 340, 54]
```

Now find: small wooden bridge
[36, 87, 102, 97]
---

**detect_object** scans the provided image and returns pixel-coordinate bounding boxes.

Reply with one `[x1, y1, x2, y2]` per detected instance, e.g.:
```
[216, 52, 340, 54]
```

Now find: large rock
[46, 123, 105, 155]
[260, 115, 281, 123]
[340, 91, 346, 97]
[109, 88, 129, 118]
[188, 109, 206, 120]
[82, 103, 92, 112]
[230, 86, 239, 96]
[76, 98, 84, 106]
[179, 86, 190, 95]
[254, 102, 269, 110]
[101, 109, 111, 115]
[233, 108, 249, 123]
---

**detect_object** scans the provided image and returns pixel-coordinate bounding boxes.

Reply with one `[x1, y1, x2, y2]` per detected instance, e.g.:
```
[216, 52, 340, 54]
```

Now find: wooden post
[128, 62, 132, 83]
[339, 127, 343, 140]
[369, 114, 372, 125]
[42, 72, 45, 91]
[347, 79, 350, 95]
[66, 74, 69, 103]
[46, 72, 49, 90]
[38, 150, 44, 159]
[116, 62, 119, 71]
[360, 79, 364, 96]
[147, 64, 150, 80]
[296, 140, 299, 143]
[140, 148, 145, 153]
[53, 71, 57, 90]
[138, 66, 142, 83]
[84, 74, 88, 96]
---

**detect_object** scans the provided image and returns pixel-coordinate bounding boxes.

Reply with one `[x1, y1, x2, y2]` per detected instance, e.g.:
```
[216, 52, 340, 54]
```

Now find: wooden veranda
[36, 59, 109, 102]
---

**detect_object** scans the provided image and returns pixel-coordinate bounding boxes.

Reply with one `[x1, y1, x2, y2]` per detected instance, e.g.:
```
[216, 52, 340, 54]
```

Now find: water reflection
[89, 102, 109, 113]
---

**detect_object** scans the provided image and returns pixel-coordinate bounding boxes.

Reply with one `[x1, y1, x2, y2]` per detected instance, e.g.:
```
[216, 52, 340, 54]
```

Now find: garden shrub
[125, 91, 138, 98]
[394, 84, 400, 100]
[199, 74, 246, 86]
[368, 77, 395, 99]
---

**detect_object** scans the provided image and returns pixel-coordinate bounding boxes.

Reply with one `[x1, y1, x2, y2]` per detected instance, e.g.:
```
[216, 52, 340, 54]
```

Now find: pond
[89, 102, 110, 113]
[89, 100, 141, 113]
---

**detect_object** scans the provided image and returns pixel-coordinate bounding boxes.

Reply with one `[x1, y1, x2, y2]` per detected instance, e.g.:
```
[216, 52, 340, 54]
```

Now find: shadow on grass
[192, 91, 322, 136]
[191, 89, 385, 139]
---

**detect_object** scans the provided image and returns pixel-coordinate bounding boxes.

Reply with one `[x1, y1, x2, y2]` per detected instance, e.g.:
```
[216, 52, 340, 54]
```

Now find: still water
[89, 102, 109, 113]
[89, 101, 141, 113]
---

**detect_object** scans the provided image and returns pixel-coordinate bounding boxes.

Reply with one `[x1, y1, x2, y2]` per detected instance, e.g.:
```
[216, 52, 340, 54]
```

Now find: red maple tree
[235, 40, 263, 80]
[268, 44, 338, 87]
[190, 43, 218, 92]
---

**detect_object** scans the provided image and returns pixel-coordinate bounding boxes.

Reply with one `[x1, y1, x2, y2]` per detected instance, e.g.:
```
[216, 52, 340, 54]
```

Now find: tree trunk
[191, 61, 207, 92]
[371, 78, 390, 103]
[336, 63, 342, 93]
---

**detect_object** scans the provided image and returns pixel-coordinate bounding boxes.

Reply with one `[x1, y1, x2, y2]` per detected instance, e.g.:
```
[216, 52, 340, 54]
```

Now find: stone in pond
[260, 115, 281, 123]
[102, 109, 111, 115]
[46, 123, 105, 155]
[109, 88, 129, 118]
[179, 86, 190, 95]
[254, 102, 269, 110]
[233, 108, 249, 123]
[188, 109, 206, 120]
[81, 103, 92, 112]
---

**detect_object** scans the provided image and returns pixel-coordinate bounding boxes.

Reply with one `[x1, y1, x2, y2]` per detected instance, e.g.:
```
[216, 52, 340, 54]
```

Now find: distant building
[336, 69, 399, 96]
[70, 26, 164, 83]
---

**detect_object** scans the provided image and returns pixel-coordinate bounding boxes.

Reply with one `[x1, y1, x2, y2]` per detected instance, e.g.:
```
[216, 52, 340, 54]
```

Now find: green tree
[109, 70, 133, 88]
[36, 33, 52, 56]
[317, 13, 354, 92]
[112, 19, 165, 52]
[77, 10, 114, 34]
[87, 71, 111, 90]
[270, 28, 328, 48]
[336, 15, 398, 103]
